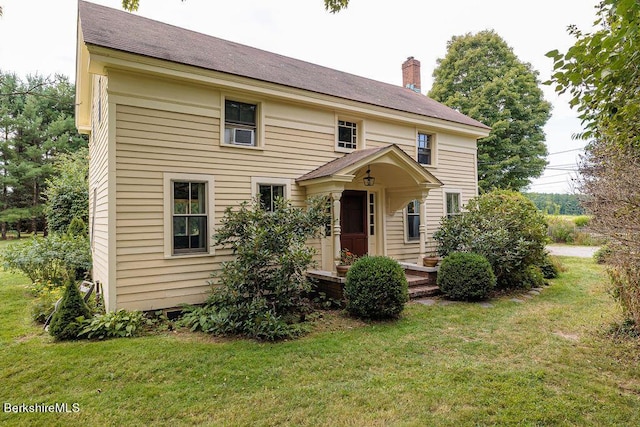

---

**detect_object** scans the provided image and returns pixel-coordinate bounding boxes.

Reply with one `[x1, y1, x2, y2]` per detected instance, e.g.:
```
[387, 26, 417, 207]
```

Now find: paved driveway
[546, 245, 600, 258]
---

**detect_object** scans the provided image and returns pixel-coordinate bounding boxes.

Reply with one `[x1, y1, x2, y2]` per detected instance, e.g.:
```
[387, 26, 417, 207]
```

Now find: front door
[340, 190, 368, 256]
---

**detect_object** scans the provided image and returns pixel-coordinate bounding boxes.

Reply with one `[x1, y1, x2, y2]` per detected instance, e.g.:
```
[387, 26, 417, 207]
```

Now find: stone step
[405, 274, 432, 287]
[408, 285, 440, 299]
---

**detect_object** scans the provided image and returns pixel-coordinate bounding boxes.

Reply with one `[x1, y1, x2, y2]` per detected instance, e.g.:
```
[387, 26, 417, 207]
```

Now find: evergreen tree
[429, 30, 551, 192]
[48, 279, 93, 341]
[0, 72, 86, 237]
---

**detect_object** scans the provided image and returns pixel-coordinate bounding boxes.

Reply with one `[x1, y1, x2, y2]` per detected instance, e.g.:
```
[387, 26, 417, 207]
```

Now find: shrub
[2, 234, 91, 284]
[517, 265, 546, 289]
[44, 148, 89, 235]
[547, 216, 576, 243]
[79, 310, 148, 340]
[190, 196, 329, 341]
[435, 190, 548, 289]
[538, 254, 561, 279]
[67, 217, 88, 238]
[573, 215, 591, 227]
[344, 256, 408, 319]
[594, 245, 612, 264]
[48, 280, 93, 340]
[436, 252, 496, 301]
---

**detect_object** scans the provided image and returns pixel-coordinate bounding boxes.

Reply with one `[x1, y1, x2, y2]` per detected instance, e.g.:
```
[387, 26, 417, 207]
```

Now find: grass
[1, 257, 640, 425]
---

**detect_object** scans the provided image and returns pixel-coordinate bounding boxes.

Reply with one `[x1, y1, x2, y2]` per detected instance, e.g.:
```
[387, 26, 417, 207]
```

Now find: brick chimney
[402, 56, 421, 93]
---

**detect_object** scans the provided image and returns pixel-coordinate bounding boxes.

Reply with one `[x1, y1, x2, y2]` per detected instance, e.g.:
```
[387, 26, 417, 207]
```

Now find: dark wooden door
[340, 190, 368, 256]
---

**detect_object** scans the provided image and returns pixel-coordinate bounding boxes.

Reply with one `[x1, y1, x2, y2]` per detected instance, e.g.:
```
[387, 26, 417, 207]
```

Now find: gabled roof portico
[297, 145, 443, 267]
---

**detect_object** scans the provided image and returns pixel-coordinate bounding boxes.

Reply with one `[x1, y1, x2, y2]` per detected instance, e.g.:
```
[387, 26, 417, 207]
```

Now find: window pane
[338, 121, 357, 149]
[446, 193, 460, 216]
[408, 215, 420, 239]
[273, 185, 284, 200]
[173, 217, 188, 250]
[259, 185, 272, 211]
[188, 216, 207, 250]
[258, 184, 285, 212]
[191, 183, 206, 214]
[407, 200, 417, 214]
[173, 182, 189, 214]
[338, 126, 353, 143]
[225, 100, 256, 126]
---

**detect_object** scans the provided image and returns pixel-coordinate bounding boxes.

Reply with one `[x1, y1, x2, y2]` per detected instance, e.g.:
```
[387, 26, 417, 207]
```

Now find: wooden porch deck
[307, 262, 440, 302]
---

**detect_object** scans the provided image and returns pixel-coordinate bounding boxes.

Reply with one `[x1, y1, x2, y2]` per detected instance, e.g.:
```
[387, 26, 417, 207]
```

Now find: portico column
[331, 192, 342, 269]
[418, 197, 427, 264]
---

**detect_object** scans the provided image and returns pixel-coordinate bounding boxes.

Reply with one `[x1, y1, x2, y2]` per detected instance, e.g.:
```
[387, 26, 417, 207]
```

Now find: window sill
[165, 251, 215, 260]
[335, 146, 356, 154]
[220, 143, 264, 151]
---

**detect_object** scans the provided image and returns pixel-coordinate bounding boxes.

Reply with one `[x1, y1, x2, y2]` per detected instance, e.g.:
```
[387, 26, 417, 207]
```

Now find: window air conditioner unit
[232, 128, 255, 145]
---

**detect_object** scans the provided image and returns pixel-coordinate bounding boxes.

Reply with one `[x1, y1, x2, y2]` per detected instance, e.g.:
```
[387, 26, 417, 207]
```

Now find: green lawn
[1, 257, 639, 426]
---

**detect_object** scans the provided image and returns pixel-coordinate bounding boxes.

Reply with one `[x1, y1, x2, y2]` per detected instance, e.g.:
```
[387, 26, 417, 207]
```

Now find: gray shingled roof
[78, 1, 489, 130]
[297, 146, 388, 182]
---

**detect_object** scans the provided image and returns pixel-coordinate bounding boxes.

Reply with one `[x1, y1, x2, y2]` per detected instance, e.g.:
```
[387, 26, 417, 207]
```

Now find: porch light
[363, 166, 375, 187]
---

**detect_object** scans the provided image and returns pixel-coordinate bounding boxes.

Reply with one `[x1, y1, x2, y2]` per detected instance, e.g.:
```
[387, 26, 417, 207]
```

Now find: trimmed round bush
[437, 252, 496, 301]
[344, 256, 408, 319]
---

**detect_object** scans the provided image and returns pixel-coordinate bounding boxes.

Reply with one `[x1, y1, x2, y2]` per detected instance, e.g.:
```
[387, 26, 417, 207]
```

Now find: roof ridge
[78, 1, 490, 131]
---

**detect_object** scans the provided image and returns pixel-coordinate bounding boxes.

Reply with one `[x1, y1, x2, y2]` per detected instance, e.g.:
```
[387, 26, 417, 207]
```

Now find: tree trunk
[31, 180, 39, 235]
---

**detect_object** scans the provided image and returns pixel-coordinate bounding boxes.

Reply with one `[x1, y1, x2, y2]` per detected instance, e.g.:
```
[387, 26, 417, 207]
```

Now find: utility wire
[529, 179, 575, 186]
[547, 148, 584, 156]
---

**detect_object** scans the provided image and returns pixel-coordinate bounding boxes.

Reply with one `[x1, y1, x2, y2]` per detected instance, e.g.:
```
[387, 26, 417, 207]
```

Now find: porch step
[408, 285, 440, 299]
[406, 274, 440, 299]
[405, 274, 431, 286]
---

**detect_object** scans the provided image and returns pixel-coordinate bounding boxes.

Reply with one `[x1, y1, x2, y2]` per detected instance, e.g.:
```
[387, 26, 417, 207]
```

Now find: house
[75, 1, 490, 311]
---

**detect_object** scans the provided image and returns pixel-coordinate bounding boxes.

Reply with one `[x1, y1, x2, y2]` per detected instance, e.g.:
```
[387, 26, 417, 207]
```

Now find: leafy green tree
[524, 193, 585, 215]
[121, 0, 349, 13]
[429, 30, 551, 191]
[44, 148, 89, 235]
[0, 72, 86, 237]
[548, 0, 640, 331]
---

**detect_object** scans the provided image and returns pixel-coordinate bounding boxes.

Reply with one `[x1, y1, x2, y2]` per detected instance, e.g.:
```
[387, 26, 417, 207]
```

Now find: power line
[529, 179, 575, 186]
[547, 148, 584, 156]
[536, 172, 576, 179]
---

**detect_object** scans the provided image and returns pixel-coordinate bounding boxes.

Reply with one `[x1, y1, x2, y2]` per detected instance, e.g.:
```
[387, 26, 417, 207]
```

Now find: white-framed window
[417, 132, 433, 165]
[445, 191, 462, 218]
[163, 173, 215, 258]
[250, 177, 291, 212]
[406, 200, 421, 241]
[338, 120, 357, 150]
[221, 96, 264, 149]
[335, 116, 364, 152]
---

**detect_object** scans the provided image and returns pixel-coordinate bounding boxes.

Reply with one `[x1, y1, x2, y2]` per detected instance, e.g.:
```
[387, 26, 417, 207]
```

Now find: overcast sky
[0, 0, 599, 193]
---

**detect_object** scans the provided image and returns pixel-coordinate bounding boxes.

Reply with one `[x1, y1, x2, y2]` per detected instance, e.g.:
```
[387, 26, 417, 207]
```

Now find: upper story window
[446, 192, 461, 218]
[338, 120, 358, 150]
[417, 132, 432, 165]
[224, 100, 257, 146]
